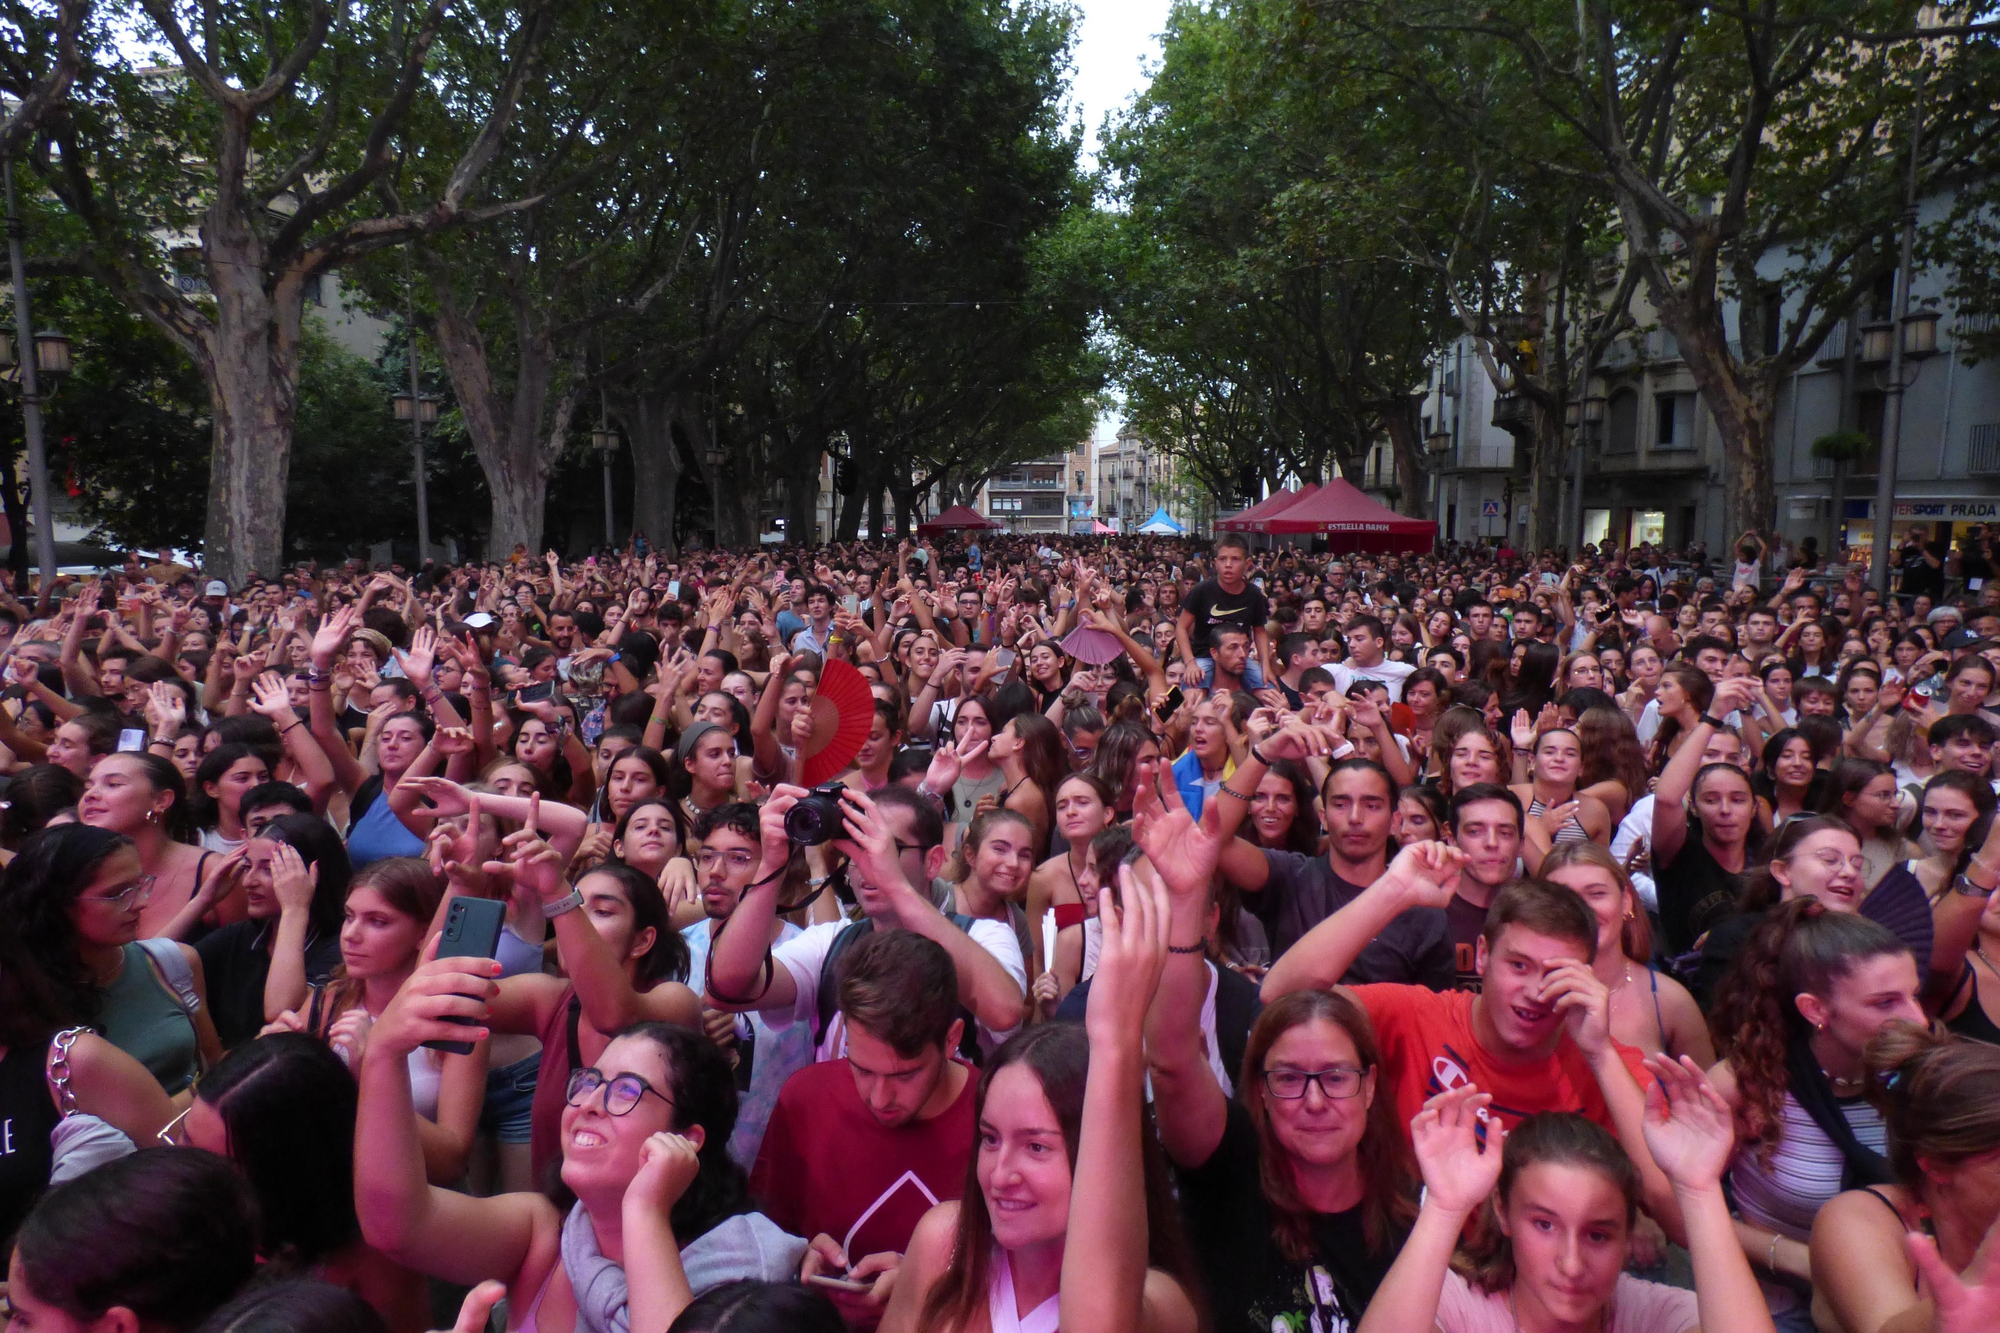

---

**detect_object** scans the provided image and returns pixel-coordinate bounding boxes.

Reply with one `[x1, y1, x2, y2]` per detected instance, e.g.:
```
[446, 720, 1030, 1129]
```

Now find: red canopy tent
[1214, 486, 1297, 532]
[917, 504, 1002, 538]
[1244, 482, 1319, 534]
[1260, 478, 1437, 552]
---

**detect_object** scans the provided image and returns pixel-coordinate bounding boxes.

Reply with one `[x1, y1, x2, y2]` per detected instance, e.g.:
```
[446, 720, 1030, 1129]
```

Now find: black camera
[784, 782, 848, 845]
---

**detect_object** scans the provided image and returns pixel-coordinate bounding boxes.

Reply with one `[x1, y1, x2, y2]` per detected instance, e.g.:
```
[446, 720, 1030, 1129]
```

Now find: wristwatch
[1699, 713, 1727, 729]
[543, 888, 585, 917]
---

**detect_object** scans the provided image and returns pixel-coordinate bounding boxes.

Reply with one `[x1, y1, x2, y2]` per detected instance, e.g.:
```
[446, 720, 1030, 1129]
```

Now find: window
[1583, 509, 1610, 546]
[1630, 510, 1665, 545]
[1605, 389, 1638, 454]
[1856, 390, 1887, 447]
[1654, 393, 1696, 451]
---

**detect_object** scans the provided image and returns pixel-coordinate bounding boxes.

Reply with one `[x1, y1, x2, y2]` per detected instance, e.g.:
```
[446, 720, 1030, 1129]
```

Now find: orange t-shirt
[1351, 984, 1652, 1138]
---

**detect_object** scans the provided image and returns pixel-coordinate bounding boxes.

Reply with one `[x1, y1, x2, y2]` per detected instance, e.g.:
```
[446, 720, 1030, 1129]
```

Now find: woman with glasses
[0, 823, 221, 1096]
[165, 1033, 432, 1331]
[481, 807, 703, 1186]
[77, 752, 215, 942]
[1138, 770, 1414, 1333]
[356, 950, 803, 1333]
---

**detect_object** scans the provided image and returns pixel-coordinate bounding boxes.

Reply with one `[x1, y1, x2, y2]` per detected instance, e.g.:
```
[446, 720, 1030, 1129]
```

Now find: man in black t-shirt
[1176, 533, 1272, 688]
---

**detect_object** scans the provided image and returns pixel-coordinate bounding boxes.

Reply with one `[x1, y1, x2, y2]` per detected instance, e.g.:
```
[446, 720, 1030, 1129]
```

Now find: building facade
[1418, 338, 1524, 545]
[978, 455, 1070, 533]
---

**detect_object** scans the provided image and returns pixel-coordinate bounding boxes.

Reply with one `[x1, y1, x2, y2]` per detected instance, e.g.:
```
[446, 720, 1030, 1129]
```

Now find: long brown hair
[916, 1024, 1199, 1332]
[1576, 706, 1647, 811]
[1646, 663, 1715, 774]
[1456, 1113, 1639, 1293]
[1241, 990, 1416, 1262]
[1864, 1024, 2000, 1193]
[1709, 898, 1908, 1159]
[308, 857, 444, 1035]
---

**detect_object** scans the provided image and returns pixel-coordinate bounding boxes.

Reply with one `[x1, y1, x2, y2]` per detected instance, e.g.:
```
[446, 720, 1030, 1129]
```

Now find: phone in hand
[1155, 685, 1185, 722]
[426, 896, 507, 1055]
[513, 680, 555, 706]
[805, 1275, 874, 1294]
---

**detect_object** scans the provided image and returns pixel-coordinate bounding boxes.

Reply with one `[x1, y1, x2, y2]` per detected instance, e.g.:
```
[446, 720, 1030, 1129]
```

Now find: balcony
[988, 475, 1063, 490]
[1452, 441, 1516, 470]
[1971, 424, 2000, 475]
[1810, 453, 1878, 479]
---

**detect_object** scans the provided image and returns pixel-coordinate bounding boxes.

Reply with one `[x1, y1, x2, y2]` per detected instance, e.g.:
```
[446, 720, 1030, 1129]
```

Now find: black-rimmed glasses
[566, 1066, 675, 1117]
[1262, 1066, 1367, 1100]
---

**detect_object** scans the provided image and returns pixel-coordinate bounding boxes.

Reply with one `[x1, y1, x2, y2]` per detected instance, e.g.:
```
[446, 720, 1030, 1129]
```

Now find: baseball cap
[463, 612, 496, 629]
[1942, 627, 1981, 650]
[204, 580, 228, 597]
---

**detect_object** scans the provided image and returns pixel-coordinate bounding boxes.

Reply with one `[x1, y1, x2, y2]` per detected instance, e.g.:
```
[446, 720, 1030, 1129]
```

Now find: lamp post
[391, 352, 440, 569]
[4, 159, 64, 605]
[592, 421, 619, 548]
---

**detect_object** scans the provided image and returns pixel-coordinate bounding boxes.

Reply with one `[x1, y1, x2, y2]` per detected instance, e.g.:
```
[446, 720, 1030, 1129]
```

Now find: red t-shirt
[1351, 984, 1650, 1137]
[751, 1056, 975, 1272]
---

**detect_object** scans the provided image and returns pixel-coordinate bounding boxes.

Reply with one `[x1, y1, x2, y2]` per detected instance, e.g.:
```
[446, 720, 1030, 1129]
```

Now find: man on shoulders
[1177, 534, 1273, 688]
[752, 929, 974, 1328]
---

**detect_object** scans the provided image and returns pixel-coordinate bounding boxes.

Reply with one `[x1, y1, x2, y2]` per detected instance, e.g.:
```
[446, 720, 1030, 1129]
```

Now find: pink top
[1435, 1271, 1697, 1333]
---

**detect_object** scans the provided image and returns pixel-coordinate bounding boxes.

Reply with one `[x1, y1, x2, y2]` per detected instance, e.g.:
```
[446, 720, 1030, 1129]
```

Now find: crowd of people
[1, 526, 1999, 1333]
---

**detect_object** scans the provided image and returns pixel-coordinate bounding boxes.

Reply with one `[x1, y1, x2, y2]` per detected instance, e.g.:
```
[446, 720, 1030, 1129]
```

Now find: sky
[1066, 0, 1174, 454]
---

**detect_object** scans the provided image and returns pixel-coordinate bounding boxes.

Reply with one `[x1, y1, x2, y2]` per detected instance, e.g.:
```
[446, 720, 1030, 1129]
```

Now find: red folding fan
[800, 658, 875, 785]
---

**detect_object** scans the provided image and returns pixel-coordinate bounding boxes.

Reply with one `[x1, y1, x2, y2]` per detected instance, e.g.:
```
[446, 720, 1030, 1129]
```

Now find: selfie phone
[425, 896, 507, 1055]
[805, 1276, 874, 1294]
[514, 680, 555, 706]
[667, 580, 681, 598]
[117, 729, 148, 753]
[1155, 685, 1185, 722]
[842, 594, 860, 614]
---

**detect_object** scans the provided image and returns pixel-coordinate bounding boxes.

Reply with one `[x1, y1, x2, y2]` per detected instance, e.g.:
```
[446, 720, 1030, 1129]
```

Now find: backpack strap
[133, 938, 202, 1018]
[813, 921, 874, 1050]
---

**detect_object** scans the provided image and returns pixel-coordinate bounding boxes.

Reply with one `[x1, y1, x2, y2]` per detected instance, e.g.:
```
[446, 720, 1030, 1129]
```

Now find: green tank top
[98, 942, 200, 1094]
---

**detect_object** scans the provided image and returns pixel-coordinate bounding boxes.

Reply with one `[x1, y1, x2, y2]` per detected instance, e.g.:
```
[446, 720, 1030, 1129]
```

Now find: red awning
[916, 504, 1002, 537]
[1244, 482, 1320, 533]
[1260, 478, 1437, 552]
[1215, 486, 1296, 532]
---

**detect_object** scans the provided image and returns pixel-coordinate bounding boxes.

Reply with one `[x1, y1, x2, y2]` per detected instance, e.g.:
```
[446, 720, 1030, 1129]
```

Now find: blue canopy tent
[1135, 507, 1185, 535]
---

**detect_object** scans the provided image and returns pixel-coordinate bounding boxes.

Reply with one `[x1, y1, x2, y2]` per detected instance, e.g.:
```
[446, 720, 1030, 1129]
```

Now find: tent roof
[1260, 478, 1437, 552]
[1136, 507, 1185, 534]
[916, 504, 1001, 534]
[1243, 482, 1320, 533]
[1215, 486, 1297, 532]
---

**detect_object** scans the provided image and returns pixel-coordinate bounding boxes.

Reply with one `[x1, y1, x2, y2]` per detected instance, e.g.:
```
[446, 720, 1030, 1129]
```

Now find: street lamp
[4, 153, 65, 606]
[1426, 427, 1452, 458]
[391, 337, 440, 564]
[0, 328, 71, 380]
[593, 422, 619, 547]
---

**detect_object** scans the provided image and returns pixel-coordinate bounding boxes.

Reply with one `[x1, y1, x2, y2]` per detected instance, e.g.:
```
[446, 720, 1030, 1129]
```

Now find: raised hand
[1540, 957, 1613, 1058]
[923, 737, 984, 793]
[1511, 708, 1535, 752]
[1637, 1054, 1736, 1194]
[247, 672, 296, 722]
[368, 939, 500, 1060]
[145, 680, 188, 734]
[1130, 764, 1221, 900]
[1087, 861, 1171, 1045]
[626, 1131, 703, 1218]
[1379, 840, 1465, 911]
[1409, 1083, 1503, 1213]
[396, 624, 439, 690]
[270, 842, 318, 917]
[311, 604, 358, 668]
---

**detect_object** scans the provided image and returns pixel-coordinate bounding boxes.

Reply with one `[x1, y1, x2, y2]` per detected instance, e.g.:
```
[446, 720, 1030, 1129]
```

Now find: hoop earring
[146, 809, 160, 825]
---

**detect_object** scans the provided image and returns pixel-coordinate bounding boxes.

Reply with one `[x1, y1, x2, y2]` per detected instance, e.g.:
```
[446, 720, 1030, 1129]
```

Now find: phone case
[426, 897, 507, 1055]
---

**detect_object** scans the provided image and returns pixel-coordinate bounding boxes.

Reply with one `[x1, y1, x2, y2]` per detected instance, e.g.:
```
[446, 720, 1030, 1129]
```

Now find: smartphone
[667, 580, 681, 598]
[426, 896, 507, 1055]
[514, 680, 555, 705]
[805, 1275, 874, 1294]
[1155, 685, 1185, 722]
[117, 728, 148, 753]
[842, 594, 860, 614]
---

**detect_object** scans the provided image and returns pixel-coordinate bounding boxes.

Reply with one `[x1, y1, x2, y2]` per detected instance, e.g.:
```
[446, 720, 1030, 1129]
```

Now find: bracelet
[1249, 744, 1272, 766]
[281, 720, 306, 736]
[1167, 937, 1209, 955]
[1217, 783, 1253, 802]
[1767, 1233, 1780, 1273]
[1699, 713, 1726, 729]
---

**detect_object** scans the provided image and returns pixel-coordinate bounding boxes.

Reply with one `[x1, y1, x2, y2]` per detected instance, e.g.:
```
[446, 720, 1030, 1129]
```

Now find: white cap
[204, 580, 228, 597]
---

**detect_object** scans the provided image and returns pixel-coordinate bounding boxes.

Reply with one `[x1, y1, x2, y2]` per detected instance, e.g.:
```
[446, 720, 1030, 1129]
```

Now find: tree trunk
[199, 240, 306, 583]
[619, 386, 682, 557]
[424, 268, 583, 558]
[1379, 400, 1429, 519]
[783, 446, 821, 543]
[1649, 281, 1776, 538]
[1529, 408, 1565, 552]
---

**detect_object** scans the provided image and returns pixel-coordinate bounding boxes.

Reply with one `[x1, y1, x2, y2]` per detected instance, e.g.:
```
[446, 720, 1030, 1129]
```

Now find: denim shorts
[480, 1051, 541, 1144]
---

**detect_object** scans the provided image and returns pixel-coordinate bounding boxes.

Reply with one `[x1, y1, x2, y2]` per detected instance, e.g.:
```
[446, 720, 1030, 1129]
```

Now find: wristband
[542, 888, 585, 917]
[1249, 744, 1272, 766]
[1952, 872, 1995, 898]
[1699, 713, 1726, 729]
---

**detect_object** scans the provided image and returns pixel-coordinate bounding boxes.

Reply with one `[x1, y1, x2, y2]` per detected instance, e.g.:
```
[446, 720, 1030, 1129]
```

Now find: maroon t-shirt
[751, 1056, 975, 1288]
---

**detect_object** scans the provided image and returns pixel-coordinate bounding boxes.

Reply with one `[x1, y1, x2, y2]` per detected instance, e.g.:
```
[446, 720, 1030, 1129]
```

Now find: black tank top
[1945, 965, 2000, 1047]
[0, 1041, 58, 1246]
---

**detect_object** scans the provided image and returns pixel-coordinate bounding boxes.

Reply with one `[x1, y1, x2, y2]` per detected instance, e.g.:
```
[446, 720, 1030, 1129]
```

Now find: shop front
[1841, 497, 2000, 562]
